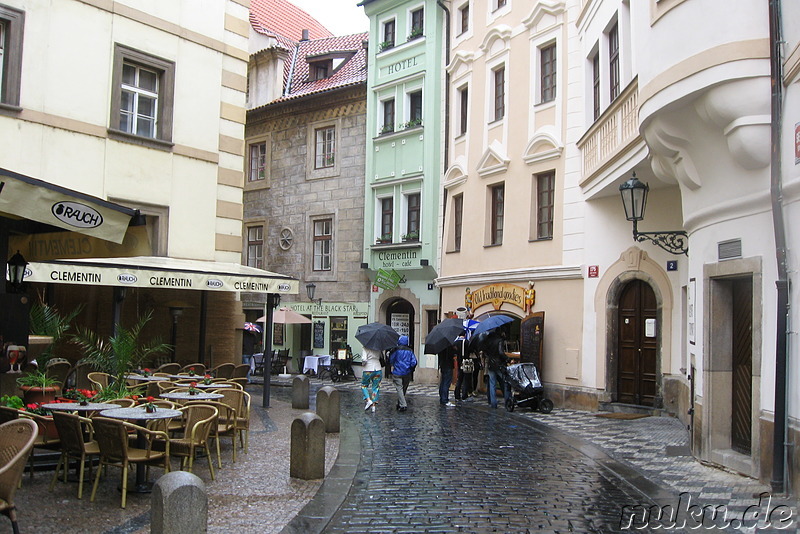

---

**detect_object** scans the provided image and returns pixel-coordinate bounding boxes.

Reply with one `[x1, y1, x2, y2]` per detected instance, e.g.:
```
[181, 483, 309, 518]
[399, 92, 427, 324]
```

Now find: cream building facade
[439, 1, 586, 398]
[0, 0, 252, 365]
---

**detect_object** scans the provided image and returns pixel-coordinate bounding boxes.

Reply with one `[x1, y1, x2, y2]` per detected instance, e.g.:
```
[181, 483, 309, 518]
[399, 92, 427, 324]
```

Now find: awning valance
[24, 256, 298, 295]
[0, 167, 139, 244]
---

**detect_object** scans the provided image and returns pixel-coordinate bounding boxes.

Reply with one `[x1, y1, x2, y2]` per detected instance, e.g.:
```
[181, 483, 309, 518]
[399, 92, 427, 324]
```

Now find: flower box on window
[402, 118, 423, 130]
[402, 232, 419, 242]
[407, 27, 424, 41]
[378, 40, 394, 52]
[376, 234, 393, 244]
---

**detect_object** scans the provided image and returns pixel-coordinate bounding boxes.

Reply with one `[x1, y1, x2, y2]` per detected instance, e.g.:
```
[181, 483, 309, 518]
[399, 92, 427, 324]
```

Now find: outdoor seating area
[0, 364, 254, 523]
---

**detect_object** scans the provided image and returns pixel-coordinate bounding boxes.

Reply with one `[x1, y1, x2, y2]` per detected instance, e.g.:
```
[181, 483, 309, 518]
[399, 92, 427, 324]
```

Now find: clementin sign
[466, 283, 526, 311]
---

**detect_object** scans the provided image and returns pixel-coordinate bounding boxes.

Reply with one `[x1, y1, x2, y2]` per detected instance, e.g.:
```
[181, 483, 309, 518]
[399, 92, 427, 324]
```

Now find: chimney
[301, 29, 309, 41]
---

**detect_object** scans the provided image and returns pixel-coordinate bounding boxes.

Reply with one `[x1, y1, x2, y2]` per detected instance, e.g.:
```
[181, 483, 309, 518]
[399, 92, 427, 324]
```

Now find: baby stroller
[503, 362, 553, 413]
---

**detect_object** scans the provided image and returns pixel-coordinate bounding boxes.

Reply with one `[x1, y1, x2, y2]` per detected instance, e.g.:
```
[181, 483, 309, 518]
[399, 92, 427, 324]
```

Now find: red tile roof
[250, 0, 333, 43]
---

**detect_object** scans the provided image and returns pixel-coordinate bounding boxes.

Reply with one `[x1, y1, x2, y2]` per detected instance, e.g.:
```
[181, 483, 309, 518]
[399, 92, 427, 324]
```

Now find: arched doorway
[386, 299, 415, 346]
[616, 279, 658, 406]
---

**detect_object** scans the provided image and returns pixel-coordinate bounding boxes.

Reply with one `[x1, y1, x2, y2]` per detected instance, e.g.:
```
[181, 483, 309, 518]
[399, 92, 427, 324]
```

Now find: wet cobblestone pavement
[324, 392, 655, 533]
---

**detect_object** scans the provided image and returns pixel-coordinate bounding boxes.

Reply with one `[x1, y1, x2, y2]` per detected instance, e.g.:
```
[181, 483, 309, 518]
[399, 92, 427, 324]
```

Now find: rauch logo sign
[206, 279, 224, 289]
[52, 201, 104, 229]
[118, 273, 137, 284]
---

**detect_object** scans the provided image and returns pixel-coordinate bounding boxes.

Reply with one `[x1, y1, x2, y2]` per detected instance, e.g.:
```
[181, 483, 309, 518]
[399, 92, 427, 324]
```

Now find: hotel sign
[467, 283, 526, 311]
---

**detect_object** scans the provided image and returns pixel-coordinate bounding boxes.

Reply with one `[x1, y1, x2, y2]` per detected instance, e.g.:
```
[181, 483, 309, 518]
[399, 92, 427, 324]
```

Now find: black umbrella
[424, 318, 466, 354]
[472, 314, 514, 337]
[355, 322, 400, 351]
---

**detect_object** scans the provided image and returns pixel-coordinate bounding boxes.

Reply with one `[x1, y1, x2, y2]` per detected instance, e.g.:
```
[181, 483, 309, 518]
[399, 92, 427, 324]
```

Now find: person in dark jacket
[438, 343, 457, 407]
[484, 331, 511, 409]
[388, 335, 417, 412]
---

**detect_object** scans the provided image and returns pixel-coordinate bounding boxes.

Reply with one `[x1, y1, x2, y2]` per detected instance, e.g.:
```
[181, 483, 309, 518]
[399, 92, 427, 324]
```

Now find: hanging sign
[466, 283, 526, 311]
[375, 268, 401, 290]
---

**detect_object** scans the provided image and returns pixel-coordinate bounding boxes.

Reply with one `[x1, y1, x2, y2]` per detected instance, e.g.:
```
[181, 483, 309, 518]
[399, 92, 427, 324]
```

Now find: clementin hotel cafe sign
[24, 262, 296, 295]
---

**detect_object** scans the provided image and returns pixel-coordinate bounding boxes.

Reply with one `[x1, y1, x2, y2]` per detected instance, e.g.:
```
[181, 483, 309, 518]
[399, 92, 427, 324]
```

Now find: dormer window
[311, 60, 332, 80]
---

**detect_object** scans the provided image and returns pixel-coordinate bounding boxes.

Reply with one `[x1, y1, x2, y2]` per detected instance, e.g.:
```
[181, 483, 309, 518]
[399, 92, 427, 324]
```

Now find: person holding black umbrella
[438, 342, 457, 407]
[361, 345, 383, 413]
[484, 330, 511, 409]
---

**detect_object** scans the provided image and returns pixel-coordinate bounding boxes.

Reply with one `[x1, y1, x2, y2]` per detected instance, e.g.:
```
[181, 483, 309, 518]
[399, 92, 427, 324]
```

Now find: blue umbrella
[472, 315, 514, 337]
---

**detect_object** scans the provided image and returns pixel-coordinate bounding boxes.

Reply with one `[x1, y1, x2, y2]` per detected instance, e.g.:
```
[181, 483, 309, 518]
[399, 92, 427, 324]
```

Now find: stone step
[597, 401, 663, 417]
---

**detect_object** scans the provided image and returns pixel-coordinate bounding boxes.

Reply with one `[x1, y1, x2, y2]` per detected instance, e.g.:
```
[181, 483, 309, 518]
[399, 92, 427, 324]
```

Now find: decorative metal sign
[466, 283, 526, 312]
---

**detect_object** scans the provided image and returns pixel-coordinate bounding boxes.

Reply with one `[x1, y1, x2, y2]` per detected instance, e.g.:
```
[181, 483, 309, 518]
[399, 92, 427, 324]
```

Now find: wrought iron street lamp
[305, 282, 322, 305]
[619, 173, 688, 255]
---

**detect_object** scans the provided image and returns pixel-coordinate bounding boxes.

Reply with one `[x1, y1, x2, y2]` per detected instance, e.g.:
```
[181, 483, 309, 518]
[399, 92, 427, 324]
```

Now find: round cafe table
[160, 391, 224, 401]
[41, 401, 119, 413]
[125, 375, 169, 382]
[170, 381, 232, 389]
[99, 406, 181, 492]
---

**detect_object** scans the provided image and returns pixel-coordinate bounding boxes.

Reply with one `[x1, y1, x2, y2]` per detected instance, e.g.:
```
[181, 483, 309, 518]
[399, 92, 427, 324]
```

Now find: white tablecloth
[303, 355, 331, 374]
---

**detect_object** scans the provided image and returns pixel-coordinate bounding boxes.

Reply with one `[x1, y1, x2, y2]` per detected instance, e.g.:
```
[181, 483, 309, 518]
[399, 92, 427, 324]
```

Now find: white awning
[0, 167, 139, 244]
[24, 256, 298, 295]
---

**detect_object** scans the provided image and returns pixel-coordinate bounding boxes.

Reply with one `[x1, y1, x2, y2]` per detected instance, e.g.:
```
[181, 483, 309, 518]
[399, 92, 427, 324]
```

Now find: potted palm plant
[71, 310, 171, 400]
[28, 299, 83, 368]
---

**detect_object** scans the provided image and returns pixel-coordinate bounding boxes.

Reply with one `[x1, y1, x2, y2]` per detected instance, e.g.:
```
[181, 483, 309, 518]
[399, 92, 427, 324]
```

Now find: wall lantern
[619, 173, 688, 255]
[306, 282, 322, 305]
[7, 250, 28, 290]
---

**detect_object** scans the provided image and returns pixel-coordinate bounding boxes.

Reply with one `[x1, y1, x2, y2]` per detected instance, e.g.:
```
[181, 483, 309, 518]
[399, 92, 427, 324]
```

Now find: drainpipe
[768, 0, 789, 495]
[283, 43, 300, 97]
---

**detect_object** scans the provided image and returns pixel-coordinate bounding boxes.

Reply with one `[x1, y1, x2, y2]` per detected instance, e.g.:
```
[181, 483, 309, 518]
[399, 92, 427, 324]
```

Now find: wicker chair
[184, 400, 236, 467]
[168, 404, 218, 479]
[87, 371, 112, 390]
[49, 412, 100, 499]
[227, 378, 249, 389]
[0, 406, 19, 424]
[0, 419, 38, 534]
[210, 363, 235, 379]
[155, 362, 181, 375]
[215, 389, 251, 453]
[90, 417, 170, 508]
[45, 359, 72, 394]
[20, 412, 60, 479]
[231, 364, 250, 379]
[106, 398, 136, 408]
[64, 361, 94, 390]
[178, 363, 206, 375]
[212, 381, 244, 390]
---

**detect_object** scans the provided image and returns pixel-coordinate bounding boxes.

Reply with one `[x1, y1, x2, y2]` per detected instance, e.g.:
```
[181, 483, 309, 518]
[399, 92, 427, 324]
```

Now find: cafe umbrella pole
[262, 294, 277, 408]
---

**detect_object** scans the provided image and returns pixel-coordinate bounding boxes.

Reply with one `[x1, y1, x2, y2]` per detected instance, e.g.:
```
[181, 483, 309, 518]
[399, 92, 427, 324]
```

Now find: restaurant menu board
[520, 312, 545, 370]
[313, 321, 325, 348]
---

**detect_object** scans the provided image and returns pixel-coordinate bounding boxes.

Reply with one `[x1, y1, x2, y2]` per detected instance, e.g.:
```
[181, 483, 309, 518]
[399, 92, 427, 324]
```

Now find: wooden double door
[617, 280, 657, 406]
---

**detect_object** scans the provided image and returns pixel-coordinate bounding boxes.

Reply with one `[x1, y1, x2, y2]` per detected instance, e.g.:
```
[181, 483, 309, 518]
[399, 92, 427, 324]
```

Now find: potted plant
[378, 40, 393, 52]
[202, 374, 213, 385]
[188, 382, 200, 396]
[402, 118, 423, 130]
[407, 26, 423, 41]
[379, 124, 394, 135]
[402, 231, 420, 242]
[71, 310, 171, 401]
[28, 299, 83, 368]
[16, 370, 60, 405]
[0, 394, 24, 410]
[376, 233, 393, 244]
[141, 396, 157, 413]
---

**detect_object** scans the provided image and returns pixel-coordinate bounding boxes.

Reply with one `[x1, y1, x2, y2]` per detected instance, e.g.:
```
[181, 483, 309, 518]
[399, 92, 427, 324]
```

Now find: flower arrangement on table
[141, 368, 152, 377]
[141, 396, 157, 413]
[202, 374, 213, 385]
[187, 367, 197, 377]
[63, 388, 98, 405]
[188, 382, 200, 395]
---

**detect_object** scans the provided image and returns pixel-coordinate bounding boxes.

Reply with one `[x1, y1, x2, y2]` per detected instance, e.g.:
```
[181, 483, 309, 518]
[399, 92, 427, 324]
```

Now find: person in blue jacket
[388, 335, 417, 412]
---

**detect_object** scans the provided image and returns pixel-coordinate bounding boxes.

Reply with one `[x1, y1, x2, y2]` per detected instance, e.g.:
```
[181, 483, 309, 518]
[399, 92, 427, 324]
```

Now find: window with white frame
[493, 66, 505, 122]
[382, 98, 395, 134]
[490, 183, 504, 245]
[410, 7, 424, 39]
[540, 43, 556, 103]
[459, 85, 469, 135]
[0, 4, 24, 107]
[313, 218, 332, 271]
[249, 141, 267, 182]
[380, 197, 394, 241]
[111, 44, 174, 143]
[408, 90, 422, 126]
[246, 226, 264, 269]
[315, 126, 335, 169]
[458, 3, 469, 35]
[536, 171, 555, 240]
[382, 19, 396, 49]
[591, 52, 600, 120]
[405, 193, 420, 239]
[608, 22, 620, 102]
[495, 0, 507, 10]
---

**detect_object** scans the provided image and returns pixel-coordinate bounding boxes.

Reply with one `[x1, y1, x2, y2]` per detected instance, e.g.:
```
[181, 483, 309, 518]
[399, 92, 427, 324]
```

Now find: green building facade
[361, 0, 445, 378]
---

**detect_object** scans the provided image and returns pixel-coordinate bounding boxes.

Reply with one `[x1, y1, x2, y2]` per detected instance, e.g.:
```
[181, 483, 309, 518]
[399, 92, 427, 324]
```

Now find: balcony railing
[577, 77, 639, 183]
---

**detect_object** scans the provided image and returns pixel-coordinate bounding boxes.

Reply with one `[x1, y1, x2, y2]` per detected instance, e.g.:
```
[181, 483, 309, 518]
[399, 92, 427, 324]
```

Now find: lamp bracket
[633, 221, 688, 255]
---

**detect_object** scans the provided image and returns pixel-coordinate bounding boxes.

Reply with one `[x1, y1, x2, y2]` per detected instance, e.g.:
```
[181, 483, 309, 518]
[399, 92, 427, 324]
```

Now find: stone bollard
[316, 386, 340, 433]
[292, 374, 309, 409]
[151, 471, 207, 534]
[290, 412, 325, 480]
